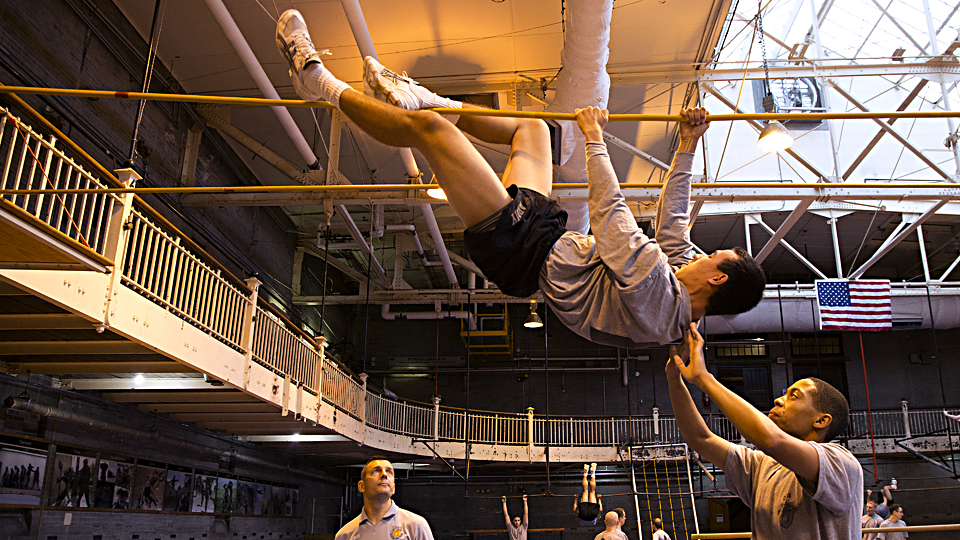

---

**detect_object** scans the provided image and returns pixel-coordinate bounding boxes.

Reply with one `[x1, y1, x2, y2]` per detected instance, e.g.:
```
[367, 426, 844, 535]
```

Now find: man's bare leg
[338, 90, 510, 226]
[454, 108, 554, 197]
[581, 464, 590, 503]
[588, 462, 597, 503]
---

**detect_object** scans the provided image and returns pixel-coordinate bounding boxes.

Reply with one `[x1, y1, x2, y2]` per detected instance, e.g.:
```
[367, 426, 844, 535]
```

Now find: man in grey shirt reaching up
[503, 495, 528, 540]
[667, 325, 862, 539]
[276, 11, 765, 349]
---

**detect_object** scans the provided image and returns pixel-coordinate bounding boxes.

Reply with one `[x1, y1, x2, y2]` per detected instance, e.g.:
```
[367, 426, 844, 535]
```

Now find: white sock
[301, 63, 352, 109]
[410, 85, 462, 123]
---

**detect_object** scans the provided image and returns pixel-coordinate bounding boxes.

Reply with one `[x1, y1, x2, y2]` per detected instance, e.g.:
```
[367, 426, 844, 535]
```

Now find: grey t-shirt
[508, 522, 527, 540]
[334, 501, 434, 540]
[540, 143, 695, 349]
[862, 513, 884, 540]
[878, 519, 908, 540]
[653, 530, 671, 540]
[724, 442, 863, 539]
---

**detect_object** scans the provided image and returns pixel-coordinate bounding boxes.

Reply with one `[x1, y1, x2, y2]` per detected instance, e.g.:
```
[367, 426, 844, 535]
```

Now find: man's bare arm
[502, 496, 511, 528]
[672, 324, 822, 482]
[522, 495, 528, 526]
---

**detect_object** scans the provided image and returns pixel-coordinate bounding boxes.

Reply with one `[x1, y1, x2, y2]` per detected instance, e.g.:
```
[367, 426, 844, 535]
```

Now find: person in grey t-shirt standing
[502, 495, 528, 540]
[878, 504, 908, 540]
[667, 325, 863, 539]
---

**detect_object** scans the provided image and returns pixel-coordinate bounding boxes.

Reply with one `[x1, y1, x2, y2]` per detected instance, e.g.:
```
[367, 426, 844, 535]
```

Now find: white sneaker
[363, 56, 424, 110]
[276, 10, 324, 75]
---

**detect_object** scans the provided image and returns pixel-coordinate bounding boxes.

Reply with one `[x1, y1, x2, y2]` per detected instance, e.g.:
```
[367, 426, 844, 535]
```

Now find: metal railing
[320, 359, 365, 421]
[251, 307, 320, 388]
[121, 208, 248, 350]
[366, 393, 434, 438]
[0, 109, 121, 255]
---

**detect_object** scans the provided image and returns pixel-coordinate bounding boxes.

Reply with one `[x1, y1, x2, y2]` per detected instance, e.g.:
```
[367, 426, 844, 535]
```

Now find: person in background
[503, 494, 528, 540]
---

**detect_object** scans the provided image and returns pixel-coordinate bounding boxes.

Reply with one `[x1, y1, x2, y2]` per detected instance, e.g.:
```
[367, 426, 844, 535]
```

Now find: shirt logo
[391, 527, 404, 538]
[509, 200, 528, 225]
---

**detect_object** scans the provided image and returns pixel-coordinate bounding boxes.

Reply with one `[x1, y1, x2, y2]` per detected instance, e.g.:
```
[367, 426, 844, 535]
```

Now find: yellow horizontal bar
[0, 85, 334, 109]
[0, 182, 957, 196]
[4, 85, 960, 122]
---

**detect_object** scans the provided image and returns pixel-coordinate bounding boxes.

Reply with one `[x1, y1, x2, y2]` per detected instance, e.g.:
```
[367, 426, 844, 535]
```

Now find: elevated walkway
[1, 105, 958, 465]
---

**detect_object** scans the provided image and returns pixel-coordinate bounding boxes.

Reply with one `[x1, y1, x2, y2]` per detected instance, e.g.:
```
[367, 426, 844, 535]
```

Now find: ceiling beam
[101, 391, 260, 403]
[0, 314, 96, 330]
[2, 362, 191, 375]
[827, 80, 954, 181]
[746, 215, 828, 279]
[753, 199, 815, 263]
[168, 412, 287, 423]
[238, 435, 349, 442]
[0, 341, 152, 355]
[63, 378, 219, 391]
[138, 402, 279, 414]
[849, 203, 949, 278]
[842, 79, 928, 180]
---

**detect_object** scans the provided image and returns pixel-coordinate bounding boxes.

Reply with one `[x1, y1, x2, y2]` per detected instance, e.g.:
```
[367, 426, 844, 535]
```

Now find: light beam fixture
[425, 174, 447, 200]
[756, 3, 793, 153]
[524, 300, 543, 329]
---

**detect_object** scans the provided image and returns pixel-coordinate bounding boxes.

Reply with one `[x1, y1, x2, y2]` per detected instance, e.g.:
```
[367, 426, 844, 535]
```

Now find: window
[715, 343, 767, 358]
[791, 334, 842, 356]
[791, 363, 849, 397]
[717, 365, 773, 411]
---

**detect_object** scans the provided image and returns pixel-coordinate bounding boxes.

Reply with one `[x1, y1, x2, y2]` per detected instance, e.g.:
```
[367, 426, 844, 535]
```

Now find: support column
[653, 407, 660, 439]
[360, 373, 369, 444]
[292, 247, 304, 296]
[902, 399, 911, 438]
[102, 168, 141, 329]
[527, 406, 535, 463]
[433, 395, 441, 441]
[240, 277, 262, 389]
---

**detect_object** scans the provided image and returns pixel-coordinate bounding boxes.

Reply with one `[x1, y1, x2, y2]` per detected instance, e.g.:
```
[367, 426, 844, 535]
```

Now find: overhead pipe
[381, 304, 477, 329]
[338, 0, 458, 288]
[2, 397, 337, 483]
[202, 0, 319, 169]
[204, 0, 394, 288]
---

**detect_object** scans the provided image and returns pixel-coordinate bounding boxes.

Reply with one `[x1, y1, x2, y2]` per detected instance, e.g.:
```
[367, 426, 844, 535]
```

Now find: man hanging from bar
[275, 10, 765, 348]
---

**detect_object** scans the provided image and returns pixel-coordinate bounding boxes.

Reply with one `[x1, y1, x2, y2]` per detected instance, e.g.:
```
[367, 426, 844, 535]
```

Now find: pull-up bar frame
[3, 85, 960, 122]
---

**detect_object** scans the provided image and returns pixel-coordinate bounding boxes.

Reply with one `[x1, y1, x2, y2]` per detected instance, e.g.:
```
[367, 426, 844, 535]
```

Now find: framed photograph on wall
[0, 436, 48, 505]
[93, 455, 134, 508]
[131, 460, 166, 511]
[214, 475, 237, 513]
[236, 477, 256, 515]
[48, 448, 95, 507]
[163, 466, 193, 512]
[192, 471, 217, 513]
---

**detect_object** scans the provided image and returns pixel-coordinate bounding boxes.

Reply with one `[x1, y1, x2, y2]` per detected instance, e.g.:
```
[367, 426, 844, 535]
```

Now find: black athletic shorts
[577, 501, 601, 521]
[463, 185, 567, 298]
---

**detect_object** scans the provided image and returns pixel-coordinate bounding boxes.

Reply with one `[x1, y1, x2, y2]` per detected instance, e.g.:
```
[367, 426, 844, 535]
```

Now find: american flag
[815, 280, 892, 331]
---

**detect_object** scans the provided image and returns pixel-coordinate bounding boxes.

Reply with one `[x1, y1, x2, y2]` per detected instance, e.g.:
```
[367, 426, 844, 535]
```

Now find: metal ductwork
[705, 294, 960, 334]
[3, 397, 337, 484]
[547, 0, 614, 235]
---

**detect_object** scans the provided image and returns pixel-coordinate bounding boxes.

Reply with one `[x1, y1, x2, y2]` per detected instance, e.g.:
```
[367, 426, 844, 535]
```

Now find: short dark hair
[808, 378, 849, 441]
[889, 504, 902, 515]
[652, 518, 663, 530]
[613, 508, 625, 519]
[705, 247, 766, 316]
[361, 455, 391, 478]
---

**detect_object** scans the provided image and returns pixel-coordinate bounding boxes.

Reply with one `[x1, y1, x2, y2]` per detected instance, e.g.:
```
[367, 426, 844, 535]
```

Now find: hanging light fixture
[524, 300, 543, 329]
[756, 2, 793, 153]
[425, 174, 447, 200]
[757, 121, 793, 152]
